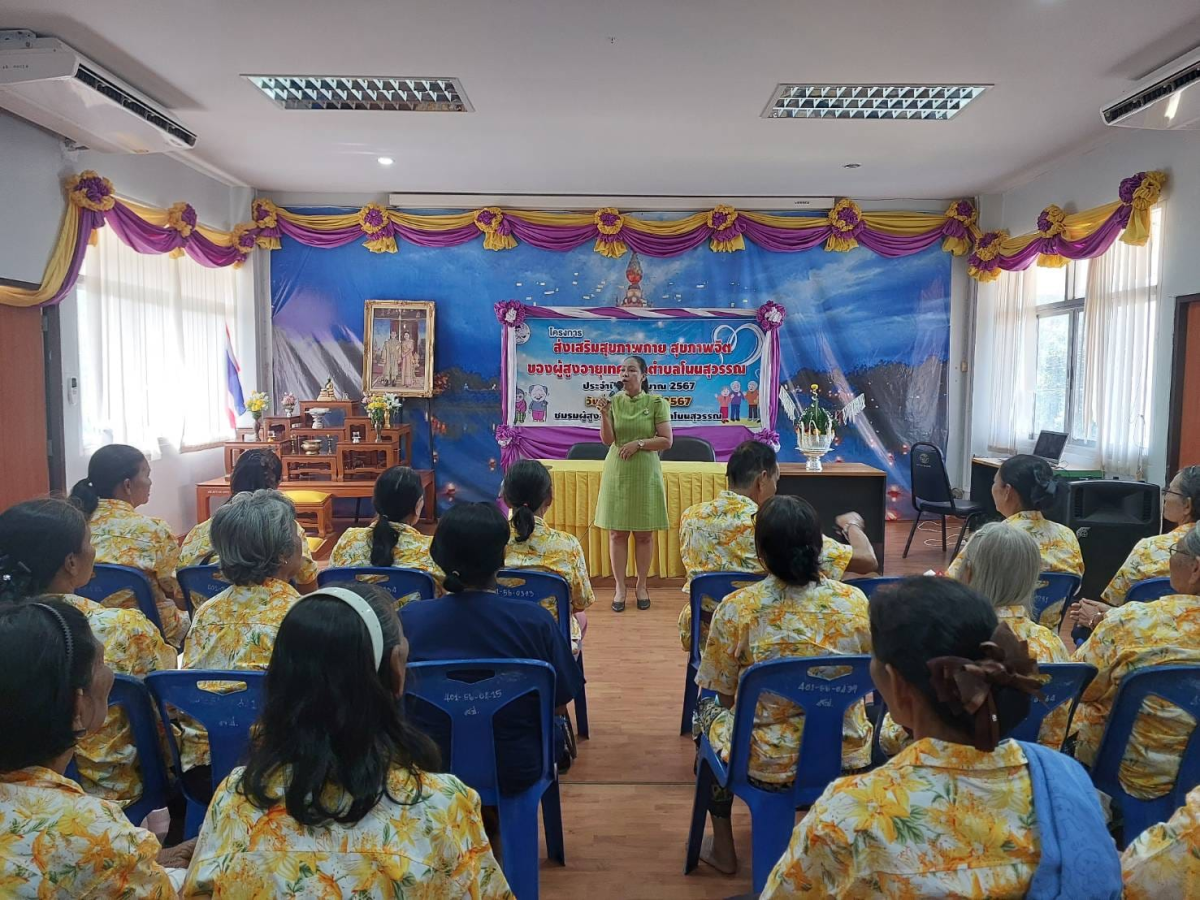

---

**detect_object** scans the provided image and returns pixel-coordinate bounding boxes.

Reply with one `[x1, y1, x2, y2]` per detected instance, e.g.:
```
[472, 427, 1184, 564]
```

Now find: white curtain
[1082, 213, 1161, 479]
[77, 228, 238, 455]
[985, 268, 1038, 454]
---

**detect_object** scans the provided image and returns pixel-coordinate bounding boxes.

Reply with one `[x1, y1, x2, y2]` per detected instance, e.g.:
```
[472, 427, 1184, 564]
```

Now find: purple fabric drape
[738, 219, 831, 252]
[40, 209, 104, 307]
[857, 229, 945, 258]
[394, 222, 481, 248]
[507, 219, 597, 252]
[996, 207, 1130, 272]
[500, 423, 756, 468]
[103, 203, 185, 255]
[277, 218, 361, 248]
[622, 228, 713, 257]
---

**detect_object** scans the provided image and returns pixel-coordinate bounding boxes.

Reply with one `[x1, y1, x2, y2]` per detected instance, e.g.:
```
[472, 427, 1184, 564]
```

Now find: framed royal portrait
[362, 300, 436, 398]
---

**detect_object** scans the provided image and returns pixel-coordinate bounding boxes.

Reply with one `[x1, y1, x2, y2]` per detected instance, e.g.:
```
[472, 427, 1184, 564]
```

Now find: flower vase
[253, 415, 263, 442]
[797, 426, 835, 472]
[282, 403, 295, 417]
[373, 420, 384, 442]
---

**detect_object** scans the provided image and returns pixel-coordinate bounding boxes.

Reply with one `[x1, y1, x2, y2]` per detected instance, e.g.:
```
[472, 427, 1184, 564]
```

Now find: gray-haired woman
[177, 490, 305, 804]
[880, 523, 1071, 754]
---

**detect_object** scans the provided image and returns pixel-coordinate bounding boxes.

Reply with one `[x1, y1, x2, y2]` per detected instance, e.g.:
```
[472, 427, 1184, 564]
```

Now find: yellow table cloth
[539, 459, 726, 578]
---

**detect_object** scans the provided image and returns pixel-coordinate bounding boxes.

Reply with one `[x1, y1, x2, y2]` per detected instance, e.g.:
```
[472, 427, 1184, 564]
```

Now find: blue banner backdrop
[270, 209, 951, 518]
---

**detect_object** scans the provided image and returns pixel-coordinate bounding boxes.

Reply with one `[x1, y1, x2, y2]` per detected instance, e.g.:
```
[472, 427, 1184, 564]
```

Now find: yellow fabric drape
[740, 211, 831, 230]
[860, 211, 949, 235]
[540, 459, 727, 578]
[0, 202, 83, 308]
[119, 197, 237, 247]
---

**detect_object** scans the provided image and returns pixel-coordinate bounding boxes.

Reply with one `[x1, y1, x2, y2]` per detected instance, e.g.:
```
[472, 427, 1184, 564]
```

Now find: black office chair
[904, 442, 985, 560]
[566, 442, 609, 461]
[660, 437, 716, 463]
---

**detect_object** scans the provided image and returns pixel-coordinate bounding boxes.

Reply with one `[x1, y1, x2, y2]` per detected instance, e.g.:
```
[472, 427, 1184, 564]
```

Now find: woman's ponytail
[501, 460, 552, 544]
[68, 444, 146, 518]
[999, 455, 1058, 512]
[511, 505, 536, 543]
[68, 479, 100, 518]
[370, 512, 401, 567]
[369, 466, 424, 567]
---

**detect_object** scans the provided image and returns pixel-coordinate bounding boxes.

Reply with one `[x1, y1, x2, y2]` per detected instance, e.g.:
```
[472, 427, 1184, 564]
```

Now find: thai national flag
[225, 325, 246, 427]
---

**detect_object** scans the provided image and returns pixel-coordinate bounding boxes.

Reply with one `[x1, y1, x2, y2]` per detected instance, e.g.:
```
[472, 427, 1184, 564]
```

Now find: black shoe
[636, 594, 651, 610]
[612, 597, 626, 612]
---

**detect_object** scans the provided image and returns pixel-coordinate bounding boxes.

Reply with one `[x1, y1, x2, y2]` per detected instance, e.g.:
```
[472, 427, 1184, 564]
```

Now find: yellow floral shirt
[330, 521, 444, 607]
[949, 510, 1084, 626]
[179, 578, 301, 771]
[1121, 783, 1200, 899]
[89, 498, 186, 646]
[678, 491, 854, 652]
[760, 738, 1039, 899]
[1072, 593, 1200, 800]
[179, 517, 319, 597]
[1101, 523, 1191, 606]
[183, 766, 513, 899]
[503, 517, 594, 650]
[878, 605, 1071, 756]
[696, 574, 872, 782]
[55, 594, 176, 808]
[0, 766, 174, 898]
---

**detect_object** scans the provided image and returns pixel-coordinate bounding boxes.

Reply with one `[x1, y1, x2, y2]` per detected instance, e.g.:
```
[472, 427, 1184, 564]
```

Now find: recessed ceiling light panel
[244, 75, 473, 112]
[763, 84, 988, 120]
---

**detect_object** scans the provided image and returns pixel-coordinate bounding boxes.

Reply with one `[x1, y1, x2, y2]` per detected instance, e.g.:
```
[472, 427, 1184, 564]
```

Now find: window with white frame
[76, 227, 239, 455]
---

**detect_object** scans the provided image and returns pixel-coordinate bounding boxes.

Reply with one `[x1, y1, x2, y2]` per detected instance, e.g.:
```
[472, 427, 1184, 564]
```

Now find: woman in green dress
[595, 355, 673, 612]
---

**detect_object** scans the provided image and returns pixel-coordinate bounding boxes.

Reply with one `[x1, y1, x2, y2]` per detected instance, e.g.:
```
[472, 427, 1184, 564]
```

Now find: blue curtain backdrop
[271, 209, 951, 517]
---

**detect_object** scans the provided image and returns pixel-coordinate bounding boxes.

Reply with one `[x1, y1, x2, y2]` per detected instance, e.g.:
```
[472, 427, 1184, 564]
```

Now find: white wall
[971, 127, 1199, 485]
[0, 110, 259, 533]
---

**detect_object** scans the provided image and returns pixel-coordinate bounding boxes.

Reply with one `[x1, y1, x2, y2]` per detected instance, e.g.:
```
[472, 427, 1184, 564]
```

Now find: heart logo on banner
[711, 323, 764, 367]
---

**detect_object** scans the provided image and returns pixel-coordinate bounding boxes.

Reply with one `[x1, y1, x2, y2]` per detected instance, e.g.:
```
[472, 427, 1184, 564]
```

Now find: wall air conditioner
[0, 29, 196, 153]
[1102, 45, 1200, 130]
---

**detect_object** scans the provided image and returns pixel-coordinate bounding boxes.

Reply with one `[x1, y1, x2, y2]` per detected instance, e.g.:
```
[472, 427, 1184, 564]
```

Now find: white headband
[310, 587, 384, 668]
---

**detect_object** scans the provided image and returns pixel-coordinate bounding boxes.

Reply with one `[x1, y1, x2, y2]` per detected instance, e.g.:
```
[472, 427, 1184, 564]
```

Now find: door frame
[1166, 292, 1200, 476]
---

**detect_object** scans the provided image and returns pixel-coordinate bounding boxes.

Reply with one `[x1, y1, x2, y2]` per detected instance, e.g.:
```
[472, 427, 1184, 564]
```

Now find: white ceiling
[6, 0, 1200, 198]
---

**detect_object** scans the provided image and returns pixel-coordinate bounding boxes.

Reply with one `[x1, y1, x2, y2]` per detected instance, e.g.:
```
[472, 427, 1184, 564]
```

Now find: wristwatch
[637, 439, 646, 450]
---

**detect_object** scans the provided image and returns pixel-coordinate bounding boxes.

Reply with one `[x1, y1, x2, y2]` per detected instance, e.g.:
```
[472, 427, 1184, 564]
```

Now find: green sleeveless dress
[594, 391, 671, 532]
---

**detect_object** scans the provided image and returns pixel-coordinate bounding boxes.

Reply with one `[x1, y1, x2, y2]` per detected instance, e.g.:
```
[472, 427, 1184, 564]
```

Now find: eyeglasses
[1169, 546, 1195, 560]
[1164, 487, 1184, 498]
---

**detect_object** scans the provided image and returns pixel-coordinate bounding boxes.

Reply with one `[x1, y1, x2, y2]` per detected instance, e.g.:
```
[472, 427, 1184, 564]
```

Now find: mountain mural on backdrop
[270, 210, 952, 517]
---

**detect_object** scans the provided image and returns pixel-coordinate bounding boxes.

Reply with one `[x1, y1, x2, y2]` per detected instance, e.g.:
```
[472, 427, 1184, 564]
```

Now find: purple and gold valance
[0, 169, 1167, 309]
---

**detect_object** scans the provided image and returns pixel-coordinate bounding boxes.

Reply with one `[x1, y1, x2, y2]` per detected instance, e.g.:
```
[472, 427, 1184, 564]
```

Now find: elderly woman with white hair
[879, 523, 1071, 754]
[177, 489, 305, 806]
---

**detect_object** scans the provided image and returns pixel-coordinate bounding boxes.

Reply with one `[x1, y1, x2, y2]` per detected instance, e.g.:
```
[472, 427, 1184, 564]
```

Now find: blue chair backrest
[318, 566, 437, 606]
[689, 572, 764, 663]
[1032, 572, 1082, 624]
[1091, 664, 1200, 842]
[404, 659, 556, 804]
[76, 563, 165, 638]
[1008, 663, 1096, 747]
[497, 570, 572, 642]
[1127, 577, 1173, 603]
[725, 655, 874, 807]
[844, 576, 904, 598]
[144, 670, 266, 788]
[177, 564, 228, 617]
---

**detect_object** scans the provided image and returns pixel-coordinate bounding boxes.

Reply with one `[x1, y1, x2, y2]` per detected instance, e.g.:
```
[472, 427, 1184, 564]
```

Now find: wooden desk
[775, 463, 888, 568]
[195, 470, 436, 525]
[970, 457, 1104, 525]
[537, 459, 889, 577]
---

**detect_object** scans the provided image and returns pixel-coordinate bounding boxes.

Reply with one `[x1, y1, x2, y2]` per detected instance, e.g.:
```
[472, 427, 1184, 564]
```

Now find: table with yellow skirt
[541, 458, 889, 578]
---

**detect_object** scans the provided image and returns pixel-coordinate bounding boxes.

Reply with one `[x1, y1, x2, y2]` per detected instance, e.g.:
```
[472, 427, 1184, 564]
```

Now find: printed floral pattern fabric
[179, 518, 319, 594]
[330, 522, 444, 607]
[760, 738, 1039, 899]
[1072, 593, 1200, 799]
[183, 766, 513, 899]
[678, 491, 854, 652]
[89, 498, 186, 646]
[179, 578, 301, 771]
[55, 594, 176, 807]
[1101, 524, 1191, 605]
[1121, 783, 1200, 899]
[878, 605, 1071, 756]
[504, 517, 594, 649]
[0, 766, 174, 898]
[696, 574, 872, 781]
[949, 510, 1084, 626]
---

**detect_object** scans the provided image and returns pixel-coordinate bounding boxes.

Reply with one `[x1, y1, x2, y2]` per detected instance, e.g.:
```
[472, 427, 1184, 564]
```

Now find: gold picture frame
[362, 300, 436, 398]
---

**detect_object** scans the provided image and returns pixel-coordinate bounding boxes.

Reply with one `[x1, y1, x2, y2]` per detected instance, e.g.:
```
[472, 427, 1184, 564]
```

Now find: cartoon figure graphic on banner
[729, 380, 744, 422]
[514, 388, 528, 424]
[746, 381, 760, 420]
[528, 384, 550, 422]
[716, 386, 731, 423]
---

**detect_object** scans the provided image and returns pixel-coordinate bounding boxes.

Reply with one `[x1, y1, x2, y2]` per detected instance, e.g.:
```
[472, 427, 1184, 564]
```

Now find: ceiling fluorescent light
[762, 83, 989, 120]
[244, 75, 472, 112]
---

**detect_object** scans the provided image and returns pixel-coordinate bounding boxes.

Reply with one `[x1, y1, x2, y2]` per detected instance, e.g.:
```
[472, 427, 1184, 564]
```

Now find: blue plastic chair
[1032, 572, 1082, 627]
[65, 675, 174, 827]
[145, 669, 266, 839]
[177, 564, 228, 617]
[318, 566, 437, 608]
[76, 563, 166, 640]
[404, 659, 564, 900]
[1090, 664, 1200, 846]
[1009, 663, 1096, 747]
[497, 569, 589, 738]
[681, 572, 764, 735]
[684, 655, 875, 892]
[844, 576, 904, 598]
[1126, 576, 1174, 603]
